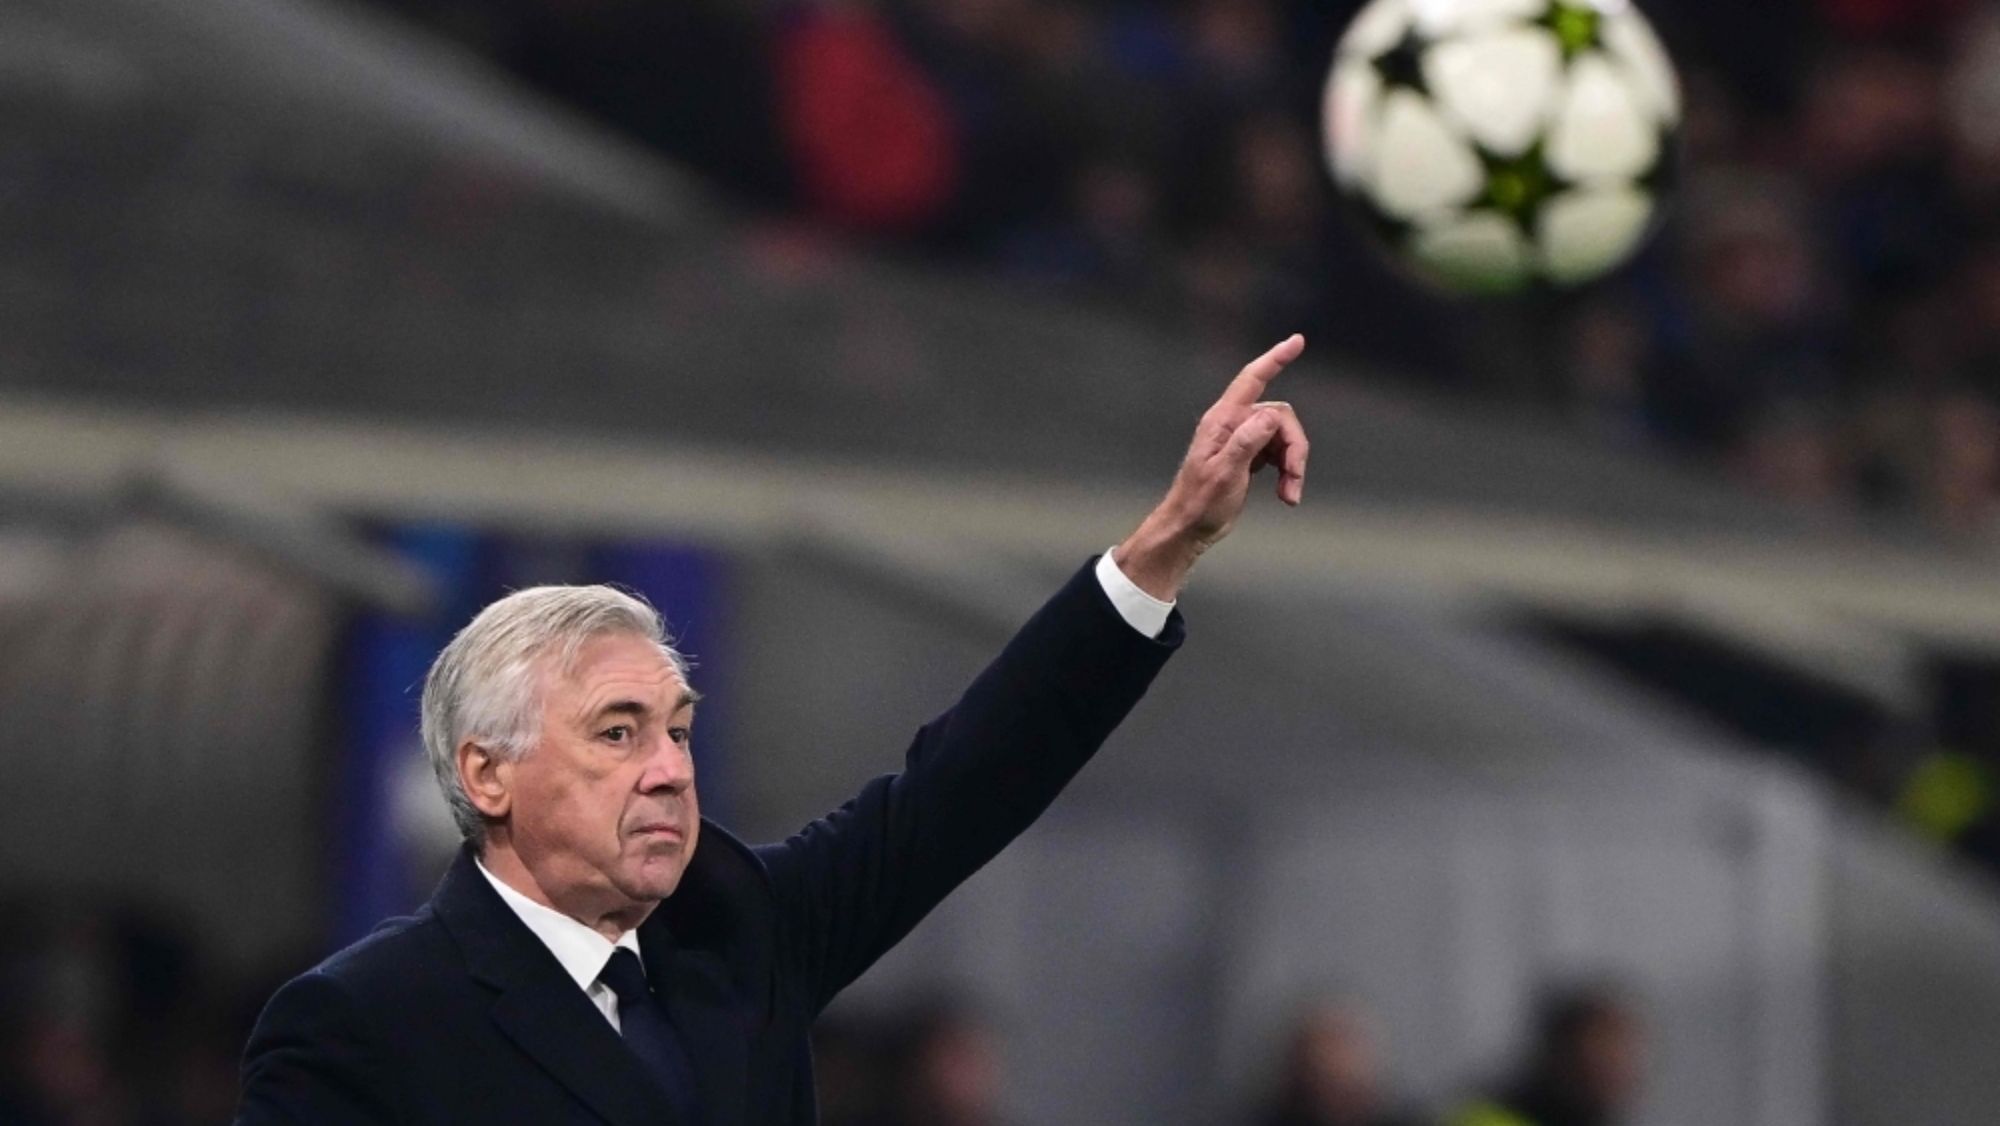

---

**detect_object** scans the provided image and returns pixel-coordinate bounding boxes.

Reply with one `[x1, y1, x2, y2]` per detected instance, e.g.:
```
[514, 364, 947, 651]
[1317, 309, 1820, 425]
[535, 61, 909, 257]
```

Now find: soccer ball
[1322, 0, 1680, 294]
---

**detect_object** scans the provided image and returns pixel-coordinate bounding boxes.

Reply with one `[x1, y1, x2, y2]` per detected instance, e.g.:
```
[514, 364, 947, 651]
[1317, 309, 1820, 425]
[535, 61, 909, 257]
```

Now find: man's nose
[637, 735, 693, 794]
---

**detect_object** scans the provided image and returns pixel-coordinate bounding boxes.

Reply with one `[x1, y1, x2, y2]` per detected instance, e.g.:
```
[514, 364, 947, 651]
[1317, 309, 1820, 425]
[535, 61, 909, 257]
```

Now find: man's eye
[668, 727, 691, 746]
[601, 725, 634, 743]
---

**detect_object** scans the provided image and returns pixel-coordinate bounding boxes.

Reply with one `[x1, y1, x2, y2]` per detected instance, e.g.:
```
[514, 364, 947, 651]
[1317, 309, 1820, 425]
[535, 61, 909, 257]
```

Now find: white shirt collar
[475, 857, 641, 992]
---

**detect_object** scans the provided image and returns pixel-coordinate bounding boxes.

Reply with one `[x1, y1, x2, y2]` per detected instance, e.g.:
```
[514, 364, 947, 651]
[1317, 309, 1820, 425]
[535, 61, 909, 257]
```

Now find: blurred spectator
[807, 996, 1015, 1126]
[812, 1012, 890, 1126]
[1445, 985, 1646, 1126]
[1815, 0, 1967, 38]
[1183, 0, 1289, 105]
[1251, 1002, 1426, 1126]
[1733, 398, 1849, 507]
[997, 153, 1172, 300]
[881, 998, 1011, 1126]
[1944, 7, 2000, 214]
[1558, 297, 1650, 440]
[1652, 171, 1836, 457]
[1925, 390, 2000, 534]
[0, 897, 259, 1126]
[773, 5, 962, 232]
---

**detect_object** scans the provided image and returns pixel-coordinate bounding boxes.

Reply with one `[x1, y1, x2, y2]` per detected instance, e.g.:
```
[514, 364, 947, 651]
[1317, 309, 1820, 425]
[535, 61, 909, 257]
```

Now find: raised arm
[756, 336, 1312, 1013]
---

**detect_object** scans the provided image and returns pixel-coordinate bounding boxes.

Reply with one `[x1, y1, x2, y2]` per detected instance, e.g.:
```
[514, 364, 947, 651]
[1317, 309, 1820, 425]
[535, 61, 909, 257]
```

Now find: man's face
[502, 632, 700, 918]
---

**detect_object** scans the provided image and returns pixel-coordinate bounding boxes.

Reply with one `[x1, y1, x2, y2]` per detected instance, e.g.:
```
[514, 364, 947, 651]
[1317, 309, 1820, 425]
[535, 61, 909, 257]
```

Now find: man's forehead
[543, 633, 688, 699]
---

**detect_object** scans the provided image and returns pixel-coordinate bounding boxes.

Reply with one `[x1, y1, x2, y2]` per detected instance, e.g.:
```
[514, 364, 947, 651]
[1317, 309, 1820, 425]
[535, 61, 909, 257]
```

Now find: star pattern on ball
[1473, 141, 1569, 235]
[1641, 132, 1679, 193]
[1537, 0, 1605, 62]
[1370, 27, 1430, 95]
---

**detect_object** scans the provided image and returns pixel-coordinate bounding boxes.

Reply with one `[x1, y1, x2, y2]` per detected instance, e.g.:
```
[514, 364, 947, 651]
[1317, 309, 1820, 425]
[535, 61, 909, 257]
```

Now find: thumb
[1217, 408, 1283, 471]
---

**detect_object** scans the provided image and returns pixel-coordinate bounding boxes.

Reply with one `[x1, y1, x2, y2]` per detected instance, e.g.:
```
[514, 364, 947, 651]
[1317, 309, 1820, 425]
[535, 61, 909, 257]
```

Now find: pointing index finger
[1219, 334, 1306, 408]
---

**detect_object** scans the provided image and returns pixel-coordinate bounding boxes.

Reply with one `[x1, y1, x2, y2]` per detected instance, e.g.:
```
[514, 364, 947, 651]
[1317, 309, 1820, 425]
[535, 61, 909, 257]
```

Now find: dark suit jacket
[237, 560, 1182, 1125]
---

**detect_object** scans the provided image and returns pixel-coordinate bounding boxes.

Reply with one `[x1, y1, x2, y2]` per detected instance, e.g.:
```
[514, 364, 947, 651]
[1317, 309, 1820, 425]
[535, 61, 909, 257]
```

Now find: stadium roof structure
[0, 474, 432, 967]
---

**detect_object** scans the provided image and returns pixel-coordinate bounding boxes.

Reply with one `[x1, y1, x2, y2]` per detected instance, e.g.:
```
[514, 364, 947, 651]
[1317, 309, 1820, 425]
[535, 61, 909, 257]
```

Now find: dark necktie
[598, 947, 702, 1123]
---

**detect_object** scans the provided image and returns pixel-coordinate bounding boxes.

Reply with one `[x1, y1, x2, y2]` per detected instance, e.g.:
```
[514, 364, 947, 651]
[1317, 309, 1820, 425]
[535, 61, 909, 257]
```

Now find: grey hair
[420, 584, 692, 846]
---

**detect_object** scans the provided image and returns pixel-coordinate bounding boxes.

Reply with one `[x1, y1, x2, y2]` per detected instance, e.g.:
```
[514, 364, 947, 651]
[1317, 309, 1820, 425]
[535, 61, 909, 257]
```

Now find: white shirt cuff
[1095, 547, 1175, 639]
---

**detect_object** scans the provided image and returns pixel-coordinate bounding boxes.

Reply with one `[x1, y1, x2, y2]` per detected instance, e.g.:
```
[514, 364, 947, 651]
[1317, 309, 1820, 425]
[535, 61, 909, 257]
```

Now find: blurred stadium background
[3, 0, 2000, 1123]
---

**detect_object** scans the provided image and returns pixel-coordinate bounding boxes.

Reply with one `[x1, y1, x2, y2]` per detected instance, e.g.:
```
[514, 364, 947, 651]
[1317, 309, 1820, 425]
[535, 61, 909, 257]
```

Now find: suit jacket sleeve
[235, 970, 406, 1125]
[756, 558, 1182, 1015]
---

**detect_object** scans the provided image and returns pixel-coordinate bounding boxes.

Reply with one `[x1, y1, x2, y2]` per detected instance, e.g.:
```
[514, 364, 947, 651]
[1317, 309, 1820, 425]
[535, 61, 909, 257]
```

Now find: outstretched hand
[1114, 335, 1310, 601]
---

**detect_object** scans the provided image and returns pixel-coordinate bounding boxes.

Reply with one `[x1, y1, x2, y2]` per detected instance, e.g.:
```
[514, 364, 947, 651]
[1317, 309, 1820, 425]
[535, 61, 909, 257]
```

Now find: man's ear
[458, 741, 513, 821]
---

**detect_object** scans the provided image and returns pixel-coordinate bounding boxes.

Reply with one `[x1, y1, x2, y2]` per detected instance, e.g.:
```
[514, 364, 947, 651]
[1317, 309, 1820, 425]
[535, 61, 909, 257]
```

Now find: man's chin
[619, 856, 688, 902]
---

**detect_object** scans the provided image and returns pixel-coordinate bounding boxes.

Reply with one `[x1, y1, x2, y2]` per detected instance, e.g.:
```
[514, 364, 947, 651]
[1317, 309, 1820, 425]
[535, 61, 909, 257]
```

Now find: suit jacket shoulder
[235, 906, 457, 1124]
[239, 858, 702, 1126]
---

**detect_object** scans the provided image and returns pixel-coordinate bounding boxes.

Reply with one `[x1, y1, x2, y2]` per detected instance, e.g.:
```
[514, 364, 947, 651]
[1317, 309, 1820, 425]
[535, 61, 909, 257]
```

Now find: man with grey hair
[237, 336, 1313, 1125]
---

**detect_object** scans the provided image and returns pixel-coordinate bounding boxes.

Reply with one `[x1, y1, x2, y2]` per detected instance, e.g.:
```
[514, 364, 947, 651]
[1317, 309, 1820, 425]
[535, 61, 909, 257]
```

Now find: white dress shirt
[476, 859, 642, 1031]
[474, 552, 1174, 1024]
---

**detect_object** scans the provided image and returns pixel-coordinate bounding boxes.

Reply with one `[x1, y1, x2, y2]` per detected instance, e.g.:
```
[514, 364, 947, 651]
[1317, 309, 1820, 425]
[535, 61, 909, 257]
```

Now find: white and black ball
[1323, 0, 1681, 294]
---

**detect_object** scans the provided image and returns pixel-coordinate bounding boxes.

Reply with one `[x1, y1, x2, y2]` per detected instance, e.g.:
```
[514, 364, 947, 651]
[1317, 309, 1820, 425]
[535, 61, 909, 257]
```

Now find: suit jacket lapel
[431, 848, 688, 1126]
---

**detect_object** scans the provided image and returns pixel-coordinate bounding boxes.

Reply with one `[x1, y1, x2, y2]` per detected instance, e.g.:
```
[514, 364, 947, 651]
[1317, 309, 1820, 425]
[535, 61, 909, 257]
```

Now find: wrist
[1113, 509, 1205, 602]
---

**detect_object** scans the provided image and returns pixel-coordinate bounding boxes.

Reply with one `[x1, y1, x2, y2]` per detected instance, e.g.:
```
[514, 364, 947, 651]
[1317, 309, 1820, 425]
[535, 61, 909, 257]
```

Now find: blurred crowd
[365, 0, 2000, 532]
[0, 896, 273, 1126]
[0, 887, 1645, 1126]
[810, 985, 1644, 1126]
[1570, 0, 2000, 533]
